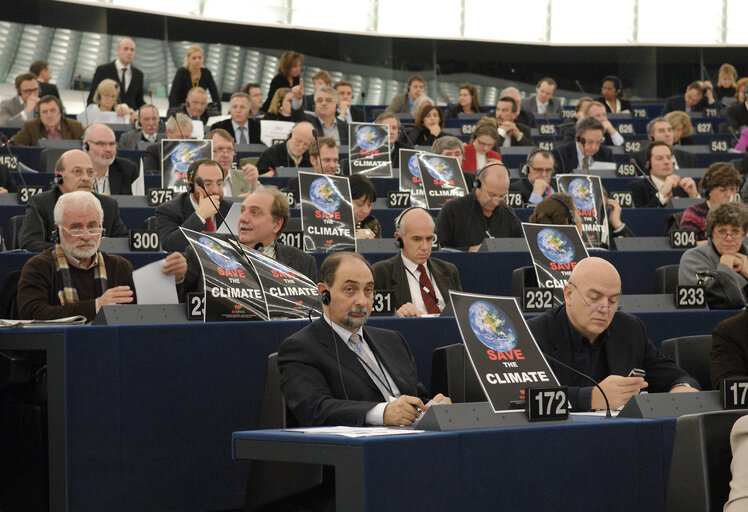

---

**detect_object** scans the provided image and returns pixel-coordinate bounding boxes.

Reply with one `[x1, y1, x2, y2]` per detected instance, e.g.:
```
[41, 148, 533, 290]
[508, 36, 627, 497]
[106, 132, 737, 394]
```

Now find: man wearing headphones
[631, 117, 698, 170]
[508, 148, 556, 206]
[10, 95, 83, 147]
[83, 124, 138, 195]
[372, 207, 461, 317]
[552, 117, 613, 174]
[627, 141, 699, 208]
[521, 78, 562, 116]
[278, 252, 450, 427]
[18, 150, 129, 252]
[436, 160, 522, 251]
[662, 80, 719, 115]
[155, 158, 233, 252]
[386, 75, 426, 114]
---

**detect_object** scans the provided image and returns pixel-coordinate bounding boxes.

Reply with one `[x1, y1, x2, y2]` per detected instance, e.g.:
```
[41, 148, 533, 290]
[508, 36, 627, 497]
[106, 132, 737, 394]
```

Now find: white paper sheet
[132, 259, 179, 305]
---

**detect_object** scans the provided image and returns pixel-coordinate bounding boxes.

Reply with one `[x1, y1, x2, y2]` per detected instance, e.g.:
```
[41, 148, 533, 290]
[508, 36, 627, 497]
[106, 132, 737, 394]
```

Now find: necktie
[121, 67, 128, 91]
[238, 126, 248, 145]
[417, 264, 440, 314]
[349, 333, 391, 399]
[205, 217, 215, 232]
[582, 157, 589, 170]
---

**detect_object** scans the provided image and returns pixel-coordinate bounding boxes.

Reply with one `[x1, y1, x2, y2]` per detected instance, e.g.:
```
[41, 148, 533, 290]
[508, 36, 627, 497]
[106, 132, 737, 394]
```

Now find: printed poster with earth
[417, 153, 468, 209]
[348, 122, 392, 177]
[298, 172, 356, 252]
[555, 174, 610, 250]
[182, 228, 268, 322]
[398, 149, 427, 207]
[521, 223, 589, 290]
[450, 291, 559, 412]
[161, 139, 213, 192]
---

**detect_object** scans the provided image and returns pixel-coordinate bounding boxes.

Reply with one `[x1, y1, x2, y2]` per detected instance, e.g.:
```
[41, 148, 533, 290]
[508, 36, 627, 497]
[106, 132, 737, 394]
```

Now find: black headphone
[521, 148, 547, 177]
[394, 206, 431, 248]
[549, 195, 575, 225]
[474, 161, 506, 190]
[576, 136, 587, 146]
[602, 75, 622, 97]
[321, 289, 331, 305]
[53, 174, 64, 186]
[83, 141, 90, 151]
[186, 158, 210, 193]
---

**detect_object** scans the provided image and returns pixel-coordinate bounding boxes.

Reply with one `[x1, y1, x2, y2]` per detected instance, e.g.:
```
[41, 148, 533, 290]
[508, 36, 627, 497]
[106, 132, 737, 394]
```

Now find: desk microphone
[542, 352, 612, 418]
[0, 133, 31, 189]
[574, 79, 587, 95]
[195, 176, 250, 264]
[400, 126, 415, 147]
[629, 158, 658, 191]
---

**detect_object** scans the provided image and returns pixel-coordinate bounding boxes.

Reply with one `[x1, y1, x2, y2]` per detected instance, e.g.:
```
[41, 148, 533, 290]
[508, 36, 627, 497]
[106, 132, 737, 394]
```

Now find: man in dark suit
[278, 252, 450, 427]
[87, 38, 145, 110]
[209, 92, 260, 144]
[334, 80, 366, 123]
[30, 61, 60, 100]
[494, 96, 533, 146]
[627, 142, 699, 208]
[258, 121, 314, 177]
[508, 149, 556, 205]
[291, 86, 349, 146]
[631, 117, 699, 170]
[661, 80, 719, 115]
[500, 86, 537, 128]
[118, 104, 165, 150]
[527, 257, 699, 412]
[373, 207, 461, 317]
[156, 159, 232, 252]
[18, 150, 129, 252]
[552, 117, 613, 173]
[83, 124, 137, 195]
[142, 113, 194, 174]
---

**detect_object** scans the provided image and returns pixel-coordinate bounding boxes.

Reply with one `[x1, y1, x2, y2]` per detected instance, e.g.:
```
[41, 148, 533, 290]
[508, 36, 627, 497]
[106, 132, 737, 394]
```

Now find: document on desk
[285, 426, 424, 437]
[132, 259, 179, 305]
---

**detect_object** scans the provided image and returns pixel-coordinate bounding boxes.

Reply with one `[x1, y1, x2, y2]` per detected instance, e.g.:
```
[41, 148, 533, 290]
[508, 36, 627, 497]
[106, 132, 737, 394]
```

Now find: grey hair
[314, 86, 338, 104]
[53, 190, 104, 225]
[165, 113, 192, 133]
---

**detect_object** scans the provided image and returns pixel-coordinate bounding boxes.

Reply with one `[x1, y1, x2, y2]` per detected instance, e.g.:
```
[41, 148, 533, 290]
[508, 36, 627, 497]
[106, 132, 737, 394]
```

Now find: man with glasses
[18, 150, 129, 252]
[256, 121, 314, 175]
[83, 124, 137, 195]
[17, 190, 186, 321]
[204, 128, 259, 197]
[509, 149, 556, 206]
[528, 257, 699, 412]
[552, 117, 613, 174]
[0, 73, 41, 126]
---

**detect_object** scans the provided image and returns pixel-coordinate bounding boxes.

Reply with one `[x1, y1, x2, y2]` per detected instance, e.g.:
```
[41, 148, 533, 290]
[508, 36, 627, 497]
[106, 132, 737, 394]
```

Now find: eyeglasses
[214, 147, 235, 155]
[316, 98, 335, 104]
[568, 282, 622, 312]
[62, 226, 104, 237]
[712, 228, 745, 240]
[529, 165, 554, 174]
[20, 87, 40, 94]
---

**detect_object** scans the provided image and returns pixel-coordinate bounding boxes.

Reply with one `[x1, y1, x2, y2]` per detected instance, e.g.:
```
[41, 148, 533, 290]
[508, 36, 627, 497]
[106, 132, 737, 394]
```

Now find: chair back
[661, 335, 713, 391]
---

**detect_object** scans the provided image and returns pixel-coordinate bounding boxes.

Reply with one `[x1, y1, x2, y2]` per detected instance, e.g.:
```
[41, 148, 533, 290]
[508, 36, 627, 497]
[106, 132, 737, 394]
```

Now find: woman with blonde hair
[79, 78, 133, 125]
[261, 50, 303, 113]
[716, 63, 738, 102]
[665, 111, 694, 146]
[262, 87, 293, 121]
[168, 45, 221, 111]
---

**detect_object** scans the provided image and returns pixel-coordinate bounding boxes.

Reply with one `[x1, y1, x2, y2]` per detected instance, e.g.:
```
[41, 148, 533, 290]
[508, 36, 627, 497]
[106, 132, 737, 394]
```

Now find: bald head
[293, 121, 315, 140]
[564, 257, 621, 343]
[56, 150, 95, 194]
[396, 207, 436, 264]
[116, 38, 135, 66]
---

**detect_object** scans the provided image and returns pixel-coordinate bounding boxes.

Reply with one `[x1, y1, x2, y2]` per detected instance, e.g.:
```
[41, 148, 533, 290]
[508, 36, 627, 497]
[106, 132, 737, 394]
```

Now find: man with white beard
[83, 124, 138, 195]
[16, 190, 187, 321]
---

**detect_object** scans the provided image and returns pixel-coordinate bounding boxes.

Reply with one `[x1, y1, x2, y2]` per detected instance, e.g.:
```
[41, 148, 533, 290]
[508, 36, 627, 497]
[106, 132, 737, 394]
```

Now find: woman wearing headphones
[597, 75, 631, 114]
[447, 83, 482, 118]
[262, 87, 293, 121]
[679, 162, 742, 242]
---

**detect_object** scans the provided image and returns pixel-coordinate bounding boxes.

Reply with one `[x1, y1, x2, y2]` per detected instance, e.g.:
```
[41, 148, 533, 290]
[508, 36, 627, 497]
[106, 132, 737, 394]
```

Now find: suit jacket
[462, 143, 502, 173]
[507, 176, 555, 205]
[278, 318, 429, 426]
[498, 122, 534, 147]
[338, 105, 366, 123]
[517, 110, 537, 129]
[627, 178, 691, 208]
[521, 96, 562, 116]
[710, 310, 748, 390]
[372, 253, 461, 311]
[0, 166, 18, 193]
[118, 129, 165, 150]
[661, 94, 716, 115]
[527, 304, 699, 411]
[18, 186, 129, 252]
[726, 102, 748, 132]
[39, 81, 60, 99]
[257, 142, 311, 175]
[386, 92, 411, 114]
[290, 108, 350, 146]
[552, 140, 613, 174]
[11, 118, 84, 147]
[725, 415, 748, 512]
[595, 97, 632, 114]
[155, 191, 233, 252]
[209, 118, 261, 144]
[0, 96, 26, 126]
[631, 147, 698, 170]
[106, 156, 138, 195]
[87, 61, 145, 109]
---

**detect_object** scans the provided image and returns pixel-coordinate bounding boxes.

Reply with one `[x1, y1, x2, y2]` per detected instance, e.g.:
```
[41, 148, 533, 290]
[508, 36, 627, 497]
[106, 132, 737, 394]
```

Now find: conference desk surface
[233, 414, 677, 512]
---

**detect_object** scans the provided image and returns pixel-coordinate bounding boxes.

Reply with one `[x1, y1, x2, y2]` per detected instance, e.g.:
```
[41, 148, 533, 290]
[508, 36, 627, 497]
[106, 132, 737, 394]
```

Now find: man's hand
[97, 285, 134, 311]
[196, 194, 220, 220]
[291, 78, 304, 100]
[500, 121, 519, 137]
[338, 100, 350, 117]
[468, 243, 483, 252]
[0, 187, 7, 194]
[600, 117, 616, 135]
[24, 94, 40, 116]
[606, 198, 623, 229]
[660, 174, 681, 198]
[679, 177, 699, 197]
[162, 252, 187, 282]
[396, 302, 421, 318]
[670, 384, 698, 394]
[383, 395, 425, 426]
[427, 393, 452, 407]
[590, 375, 648, 410]
[241, 163, 260, 187]
[531, 178, 550, 197]
[703, 80, 715, 102]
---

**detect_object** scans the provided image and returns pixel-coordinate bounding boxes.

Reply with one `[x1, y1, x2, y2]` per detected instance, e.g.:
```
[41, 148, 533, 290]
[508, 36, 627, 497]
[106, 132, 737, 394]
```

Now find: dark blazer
[338, 106, 366, 123]
[166, 103, 219, 126]
[39, 81, 60, 99]
[107, 156, 138, 195]
[262, 73, 300, 114]
[168, 67, 221, 111]
[372, 253, 461, 311]
[527, 304, 699, 411]
[155, 192, 233, 252]
[18, 186, 129, 252]
[711, 310, 748, 389]
[726, 103, 748, 132]
[661, 94, 716, 115]
[552, 140, 613, 174]
[143, 143, 162, 174]
[390, 140, 413, 169]
[0, 166, 18, 193]
[627, 178, 691, 208]
[290, 108, 350, 146]
[594, 97, 632, 114]
[118, 129, 165, 150]
[11, 118, 84, 147]
[497, 122, 534, 147]
[87, 61, 145, 109]
[257, 142, 311, 175]
[278, 318, 429, 426]
[508, 176, 555, 205]
[405, 127, 443, 147]
[517, 110, 538, 129]
[209, 118, 261, 144]
[631, 147, 699, 170]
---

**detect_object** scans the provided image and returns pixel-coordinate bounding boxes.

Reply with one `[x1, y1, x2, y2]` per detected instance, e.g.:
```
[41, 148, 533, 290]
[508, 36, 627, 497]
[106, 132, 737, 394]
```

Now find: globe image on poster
[424, 157, 454, 182]
[309, 178, 341, 214]
[567, 178, 595, 211]
[468, 300, 517, 352]
[356, 126, 384, 152]
[537, 228, 575, 264]
[198, 236, 242, 270]
[170, 142, 202, 174]
[407, 154, 422, 179]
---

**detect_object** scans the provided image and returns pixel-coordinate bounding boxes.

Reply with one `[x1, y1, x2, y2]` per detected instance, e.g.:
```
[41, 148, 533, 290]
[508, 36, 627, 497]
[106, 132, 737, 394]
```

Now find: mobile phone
[628, 368, 645, 378]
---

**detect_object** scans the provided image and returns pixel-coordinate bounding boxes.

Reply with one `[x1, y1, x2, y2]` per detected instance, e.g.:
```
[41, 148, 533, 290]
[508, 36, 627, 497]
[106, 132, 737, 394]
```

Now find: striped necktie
[349, 333, 391, 399]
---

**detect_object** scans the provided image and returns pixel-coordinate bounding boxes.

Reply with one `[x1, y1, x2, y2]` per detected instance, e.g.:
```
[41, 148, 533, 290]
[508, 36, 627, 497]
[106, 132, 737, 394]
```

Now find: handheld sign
[450, 292, 560, 412]
[348, 123, 392, 177]
[556, 174, 610, 250]
[298, 172, 356, 252]
[259, 120, 294, 147]
[161, 139, 213, 192]
[399, 149, 427, 207]
[417, 153, 468, 209]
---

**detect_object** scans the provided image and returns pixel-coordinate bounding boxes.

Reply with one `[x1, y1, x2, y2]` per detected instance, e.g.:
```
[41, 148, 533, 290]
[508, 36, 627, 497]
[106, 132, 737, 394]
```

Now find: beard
[61, 237, 98, 261]
[341, 306, 369, 330]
